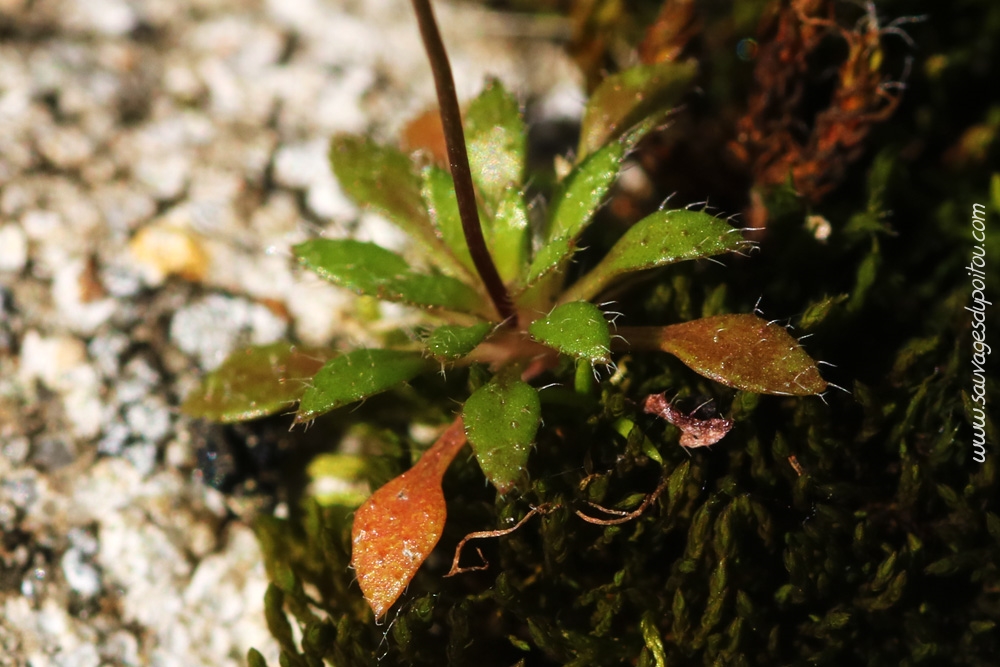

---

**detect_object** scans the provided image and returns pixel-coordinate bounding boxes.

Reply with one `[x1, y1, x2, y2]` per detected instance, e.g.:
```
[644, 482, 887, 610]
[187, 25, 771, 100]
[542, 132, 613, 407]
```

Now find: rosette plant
[183, 0, 827, 620]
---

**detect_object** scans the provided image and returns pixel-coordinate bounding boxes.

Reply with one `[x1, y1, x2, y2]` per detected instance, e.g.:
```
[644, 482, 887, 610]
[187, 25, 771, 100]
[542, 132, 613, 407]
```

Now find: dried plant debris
[643, 393, 734, 449]
[730, 0, 916, 215]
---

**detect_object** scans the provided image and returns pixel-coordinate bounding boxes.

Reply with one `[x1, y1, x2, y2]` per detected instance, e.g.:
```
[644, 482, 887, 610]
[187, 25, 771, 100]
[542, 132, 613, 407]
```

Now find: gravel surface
[0, 1, 580, 664]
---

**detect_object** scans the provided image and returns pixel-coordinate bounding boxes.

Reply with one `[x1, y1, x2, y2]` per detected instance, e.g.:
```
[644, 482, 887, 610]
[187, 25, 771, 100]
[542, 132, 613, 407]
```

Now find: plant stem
[410, 0, 516, 324]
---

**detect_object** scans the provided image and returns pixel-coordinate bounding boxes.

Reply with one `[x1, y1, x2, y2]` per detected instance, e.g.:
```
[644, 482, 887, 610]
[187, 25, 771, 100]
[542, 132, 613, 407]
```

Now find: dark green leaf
[423, 322, 492, 361]
[560, 209, 749, 303]
[631, 314, 828, 395]
[578, 60, 698, 160]
[465, 79, 525, 208]
[296, 349, 431, 422]
[529, 301, 611, 364]
[181, 343, 332, 423]
[463, 374, 541, 492]
[295, 239, 488, 317]
[247, 648, 269, 667]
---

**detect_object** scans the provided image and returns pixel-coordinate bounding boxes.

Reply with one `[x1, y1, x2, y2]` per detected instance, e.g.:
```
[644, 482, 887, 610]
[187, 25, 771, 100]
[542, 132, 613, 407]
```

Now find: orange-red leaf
[351, 418, 467, 618]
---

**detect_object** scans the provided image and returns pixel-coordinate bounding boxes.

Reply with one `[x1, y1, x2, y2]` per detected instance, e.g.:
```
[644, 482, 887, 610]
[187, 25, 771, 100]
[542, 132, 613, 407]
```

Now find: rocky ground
[0, 1, 580, 664]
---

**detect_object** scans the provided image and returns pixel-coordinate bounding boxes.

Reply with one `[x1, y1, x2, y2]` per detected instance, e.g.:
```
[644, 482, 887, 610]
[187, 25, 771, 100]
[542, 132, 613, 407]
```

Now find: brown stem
[410, 0, 516, 324]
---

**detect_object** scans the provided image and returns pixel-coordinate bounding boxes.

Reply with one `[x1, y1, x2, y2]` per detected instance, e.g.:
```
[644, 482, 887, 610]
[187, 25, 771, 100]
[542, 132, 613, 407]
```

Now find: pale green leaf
[560, 209, 749, 303]
[465, 79, 525, 209]
[423, 322, 491, 361]
[296, 349, 431, 422]
[181, 343, 332, 423]
[463, 375, 541, 492]
[489, 186, 531, 284]
[421, 164, 476, 275]
[578, 60, 698, 160]
[295, 239, 489, 317]
[529, 301, 611, 364]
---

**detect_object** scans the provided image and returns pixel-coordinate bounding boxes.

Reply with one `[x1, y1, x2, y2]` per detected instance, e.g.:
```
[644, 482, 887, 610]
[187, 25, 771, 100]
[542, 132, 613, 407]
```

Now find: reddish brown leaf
[351, 417, 467, 618]
[621, 314, 828, 395]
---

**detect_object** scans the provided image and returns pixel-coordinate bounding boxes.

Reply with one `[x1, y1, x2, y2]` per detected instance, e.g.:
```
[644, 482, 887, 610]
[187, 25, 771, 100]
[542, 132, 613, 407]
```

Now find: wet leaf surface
[352, 418, 467, 618]
[181, 343, 332, 423]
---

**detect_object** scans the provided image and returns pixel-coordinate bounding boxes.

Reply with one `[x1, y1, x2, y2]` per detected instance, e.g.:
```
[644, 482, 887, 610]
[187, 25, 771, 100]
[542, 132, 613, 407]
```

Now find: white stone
[62, 364, 104, 439]
[66, 0, 138, 36]
[134, 153, 191, 201]
[306, 171, 356, 221]
[354, 211, 410, 253]
[52, 259, 118, 335]
[124, 398, 173, 444]
[0, 223, 28, 272]
[17, 330, 87, 393]
[61, 548, 102, 598]
[169, 294, 288, 370]
[35, 125, 95, 169]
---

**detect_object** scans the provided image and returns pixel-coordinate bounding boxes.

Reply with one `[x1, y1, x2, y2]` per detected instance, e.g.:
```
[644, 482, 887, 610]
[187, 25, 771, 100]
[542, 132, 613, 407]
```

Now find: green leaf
[529, 301, 611, 364]
[352, 419, 466, 618]
[463, 374, 541, 492]
[423, 322, 492, 361]
[465, 79, 525, 209]
[546, 140, 623, 244]
[330, 134, 467, 277]
[490, 186, 531, 284]
[421, 165, 476, 275]
[560, 209, 750, 304]
[640, 611, 667, 667]
[578, 60, 698, 160]
[181, 343, 332, 423]
[519, 141, 624, 294]
[634, 314, 827, 395]
[296, 349, 431, 422]
[295, 239, 488, 317]
[247, 648, 269, 667]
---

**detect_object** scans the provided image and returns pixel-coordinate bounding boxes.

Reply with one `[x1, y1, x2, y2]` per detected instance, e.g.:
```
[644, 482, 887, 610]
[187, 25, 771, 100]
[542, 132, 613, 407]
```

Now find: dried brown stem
[575, 475, 669, 526]
[445, 504, 555, 576]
